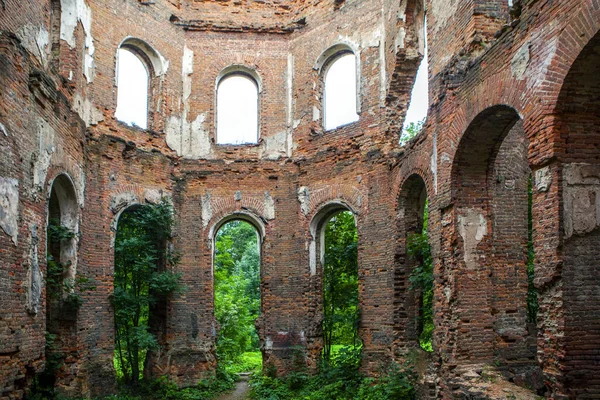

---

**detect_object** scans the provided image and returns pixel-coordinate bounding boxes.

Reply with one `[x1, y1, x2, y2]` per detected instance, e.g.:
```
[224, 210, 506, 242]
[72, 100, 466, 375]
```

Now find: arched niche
[449, 104, 535, 371]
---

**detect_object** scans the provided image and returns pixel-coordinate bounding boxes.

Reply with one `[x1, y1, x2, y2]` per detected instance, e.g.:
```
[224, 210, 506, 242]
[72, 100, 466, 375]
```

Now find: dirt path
[216, 373, 251, 400]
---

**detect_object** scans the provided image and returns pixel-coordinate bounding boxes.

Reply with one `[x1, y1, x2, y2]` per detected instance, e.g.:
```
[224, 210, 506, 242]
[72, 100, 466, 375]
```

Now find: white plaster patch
[298, 186, 310, 216]
[511, 42, 530, 80]
[0, 122, 8, 136]
[166, 48, 211, 159]
[144, 188, 163, 204]
[110, 192, 138, 214]
[260, 130, 287, 160]
[0, 177, 19, 245]
[72, 93, 104, 127]
[202, 192, 212, 228]
[535, 166, 552, 192]
[264, 192, 275, 220]
[61, 0, 95, 82]
[32, 119, 55, 194]
[563, 163, 600, 238]
[394, 27, 406, 51]
[431, 0, 461, 35]
[457, 209, 487, 270]
[25, 224, 42, 314]
[16, 24, 49, 65]
[312, 106, 320, 122]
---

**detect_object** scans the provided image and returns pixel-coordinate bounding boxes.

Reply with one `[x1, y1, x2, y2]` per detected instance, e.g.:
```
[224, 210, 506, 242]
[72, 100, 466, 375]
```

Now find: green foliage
[214, 220, 261, 372]
[46, 219, 95, 308]
[527, 176, 538, 323]
[407, 201, 434, 352]
[400, 119, 425, 145]
[112, 200, 184, 385]
[322, 211, 360, 361]
[97, 368, 236, 400]
[249, 353, 416, 400]
[225, 351, 263, 374]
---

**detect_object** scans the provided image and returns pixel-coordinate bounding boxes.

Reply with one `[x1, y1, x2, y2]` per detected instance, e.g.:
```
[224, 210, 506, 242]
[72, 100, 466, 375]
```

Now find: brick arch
[300, 184, 367, 220]
[204, 193, 271, 233]
[393, 172, 430, 352]
[393, 164, 433, 208]
[108, 185, 170, 243]
[442, 104, 534, 370]
[207, 210, 267, 246]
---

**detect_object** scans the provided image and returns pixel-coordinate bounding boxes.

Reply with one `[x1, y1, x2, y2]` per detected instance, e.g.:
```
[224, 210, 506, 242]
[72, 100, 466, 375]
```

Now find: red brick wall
[2, 0, 600, 398]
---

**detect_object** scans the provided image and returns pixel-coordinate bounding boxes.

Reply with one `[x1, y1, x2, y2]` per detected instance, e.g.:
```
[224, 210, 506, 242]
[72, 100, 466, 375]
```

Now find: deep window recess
[217, 74, 259, 145]
[115, 48, 149, 129]
[324, 53, 359, 130]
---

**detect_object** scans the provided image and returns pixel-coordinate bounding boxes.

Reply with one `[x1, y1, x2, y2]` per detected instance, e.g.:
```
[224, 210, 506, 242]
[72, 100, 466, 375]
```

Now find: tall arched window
[324, 53, 359, 130]
[217, 73, 259, 145]
[115, 47, 149, 129]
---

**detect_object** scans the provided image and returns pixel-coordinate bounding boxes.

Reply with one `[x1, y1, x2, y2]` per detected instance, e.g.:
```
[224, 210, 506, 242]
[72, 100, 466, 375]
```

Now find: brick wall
[1, 0, 600, 398]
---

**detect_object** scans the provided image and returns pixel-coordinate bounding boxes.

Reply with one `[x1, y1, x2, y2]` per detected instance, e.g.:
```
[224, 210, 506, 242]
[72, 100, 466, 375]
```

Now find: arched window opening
[324, 53, 359, 130]
[451, 106, 540, 387]
[316, 209, 361, 362]
[216, 74, 259, 145]
[42, 175, 79, 394]
[115, 47, 149, 129]
[213, 220, 262, 373]
[399, 175, 432, 352]
[112, 201, 182, 385]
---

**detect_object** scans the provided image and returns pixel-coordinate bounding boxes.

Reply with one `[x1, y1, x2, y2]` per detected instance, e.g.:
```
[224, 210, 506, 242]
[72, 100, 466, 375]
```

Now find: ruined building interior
[0, 0, 599, 398]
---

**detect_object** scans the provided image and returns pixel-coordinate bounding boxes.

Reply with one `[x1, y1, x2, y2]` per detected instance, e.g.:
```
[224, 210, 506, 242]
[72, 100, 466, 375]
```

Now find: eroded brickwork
[1, 0, 599, 398]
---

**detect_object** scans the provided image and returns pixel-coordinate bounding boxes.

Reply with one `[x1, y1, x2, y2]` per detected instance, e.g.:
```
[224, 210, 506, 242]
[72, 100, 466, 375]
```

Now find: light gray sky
[217, 75, 259, 144]
[325, 53, 360, 130]
[115, 48, 148, 129]
[403, 46, 429, 130]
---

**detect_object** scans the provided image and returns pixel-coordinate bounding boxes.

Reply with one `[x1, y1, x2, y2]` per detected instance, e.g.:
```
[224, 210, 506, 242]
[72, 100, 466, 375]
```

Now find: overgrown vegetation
[214, 220, 262, 373]
[250, 348, 416, 400]
[112, 200, 184, 385]
[247, 211, 397, 400]
[322, 211, 361, 360]
[400, 119, 425, 145]
[407, 201, 434, 352]
[101, 369, 236, 400]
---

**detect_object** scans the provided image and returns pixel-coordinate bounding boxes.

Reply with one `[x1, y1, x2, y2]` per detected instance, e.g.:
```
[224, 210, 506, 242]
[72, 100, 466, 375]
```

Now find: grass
[224, 351, 263, 374]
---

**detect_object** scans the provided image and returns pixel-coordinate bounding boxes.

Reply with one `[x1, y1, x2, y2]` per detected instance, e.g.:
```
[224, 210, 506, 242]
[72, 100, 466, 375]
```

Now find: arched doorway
[397, 174, 432, 352]
[310, 204, 361, 364]
[557, 29, 600, 396]
[213, 217, 263, 373]
[43, 174, 79, 395]
[449, 106, 537, 380]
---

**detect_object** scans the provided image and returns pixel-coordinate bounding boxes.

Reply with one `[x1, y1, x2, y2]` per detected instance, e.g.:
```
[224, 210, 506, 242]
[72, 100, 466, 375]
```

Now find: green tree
[112, 200, 183, 385]
[400, 119, 426, 145]
[322, 211, 360, 361]
[407, 201, 434, 352]
[214, 221, 261, 368]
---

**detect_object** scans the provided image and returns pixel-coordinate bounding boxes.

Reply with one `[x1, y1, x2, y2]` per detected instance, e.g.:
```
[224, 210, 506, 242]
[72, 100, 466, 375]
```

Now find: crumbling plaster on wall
[0, 177, 19, 245]
[73, 92, 104, 127]
[61, 0, 95, 82]
[457, 208, 487, 270]
[25, 223, 42, 315]
[15, 24, 49, 67]
[563, 163, 600, 239]
[30, 118, 55, 199]
[166, 46, 211, 160]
